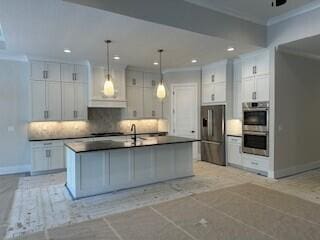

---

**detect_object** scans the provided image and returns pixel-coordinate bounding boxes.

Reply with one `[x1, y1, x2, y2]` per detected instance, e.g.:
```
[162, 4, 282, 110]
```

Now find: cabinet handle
[211, 94, 215, 101]
[252, 92, 257, 100]
[152, 110, 155, 117]
[251, 161, 258, 166]
[152, 80, 156, 86]
[43, 143, 52, 146]
[74, 110, 78, 119]
[239, 146, 242, 154]
[44, 110, 49, 119]
[45, 70, 48, 79]
[133, 110, 137, 117]
[211, 74, 215, 82]
[74, 73, 77, 81]
[255, 66, 258, 74]
[132, 78, 136, 85]
[43, 70, 46, 79]
[46, 149, 51, 158]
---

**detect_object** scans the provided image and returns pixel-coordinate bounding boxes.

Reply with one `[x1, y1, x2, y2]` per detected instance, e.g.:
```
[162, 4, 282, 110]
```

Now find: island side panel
[66, 147, 76, 196]
[174, 142, 194, 177]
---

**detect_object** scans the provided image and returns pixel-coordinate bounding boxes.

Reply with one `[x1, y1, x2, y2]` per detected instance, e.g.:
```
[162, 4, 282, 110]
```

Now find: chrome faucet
[131, 124, 137, 143]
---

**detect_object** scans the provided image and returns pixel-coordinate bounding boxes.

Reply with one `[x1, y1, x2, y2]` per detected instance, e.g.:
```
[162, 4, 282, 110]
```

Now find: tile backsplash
[28, 108, 168, 140]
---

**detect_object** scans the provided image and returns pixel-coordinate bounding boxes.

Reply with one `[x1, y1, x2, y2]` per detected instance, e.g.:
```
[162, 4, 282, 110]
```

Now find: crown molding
[268, 0, 320, 26]
[0, 51, 28, 62]
[163, 66, 201, 74]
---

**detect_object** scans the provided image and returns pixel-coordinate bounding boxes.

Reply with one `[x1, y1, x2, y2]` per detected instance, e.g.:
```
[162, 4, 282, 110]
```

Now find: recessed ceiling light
[153, 62, 159, 65]
[64, 49, 71, 53]
[113, 55, 120, 60]
[191, 59, 198, 63]
[227, 47, 235, 52]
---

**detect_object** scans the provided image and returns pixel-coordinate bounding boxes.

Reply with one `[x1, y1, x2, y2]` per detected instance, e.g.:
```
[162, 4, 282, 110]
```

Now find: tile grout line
[149, 206, 199, 240]
[103, 217, 124, 240]
[224, 188, 320, 226]
[189, 196, 278, 240]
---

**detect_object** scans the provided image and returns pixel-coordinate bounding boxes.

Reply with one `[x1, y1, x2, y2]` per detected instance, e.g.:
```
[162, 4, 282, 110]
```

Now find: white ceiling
[0, 0, 260, 69]
[185, 0, 319, 25]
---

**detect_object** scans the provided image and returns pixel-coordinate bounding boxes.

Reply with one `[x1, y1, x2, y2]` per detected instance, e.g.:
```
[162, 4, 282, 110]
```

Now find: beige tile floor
[2, 161, 320, 239]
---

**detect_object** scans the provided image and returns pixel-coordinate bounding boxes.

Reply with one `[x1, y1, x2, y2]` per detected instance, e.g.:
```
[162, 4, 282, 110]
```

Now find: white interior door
[171, 83, 199, 160]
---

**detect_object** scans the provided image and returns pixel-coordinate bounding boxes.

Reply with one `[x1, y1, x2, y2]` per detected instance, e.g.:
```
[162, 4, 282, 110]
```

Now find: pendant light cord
[105, 40, 111, 81]
[159, 49, 163, 84]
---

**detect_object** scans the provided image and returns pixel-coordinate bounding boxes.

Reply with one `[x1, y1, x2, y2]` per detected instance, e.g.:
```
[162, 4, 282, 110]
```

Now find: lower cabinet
[31, 141, 65, 174]
[242, 153, 269, 175]
[227, 136, 242, 166]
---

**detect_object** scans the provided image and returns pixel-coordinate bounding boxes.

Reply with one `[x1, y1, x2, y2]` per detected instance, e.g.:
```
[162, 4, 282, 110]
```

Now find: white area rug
[5, 162, 275, 239]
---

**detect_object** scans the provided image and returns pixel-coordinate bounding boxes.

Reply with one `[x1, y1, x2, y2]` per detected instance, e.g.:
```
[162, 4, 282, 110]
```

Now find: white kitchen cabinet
[30, 80, 61, 121]
[31, 80, 46, 121]
[30, 61, 60, 81]
[126, 70, 144, 87]
[123, 70, 162, 119]
[241, 50, 269, 78]
[202, 60, 231, 105]
[126, 86, 144, 118]
[227, 136, 242, 167]
[242, 153, 268, 175]
[89, 66, 127, 108]
[143, 87, 154, 117]
[255, 74, 269, 102]
[241, 50, 270, 102]
[46, 81, 62, 121]
[61, 63, 88, 83]
[233, 60, 242, 119]
[31, 140, 64, 174]
[62, 82, 88, 120]
[143, 72, 159, 88]
[242, 75, 269, 102]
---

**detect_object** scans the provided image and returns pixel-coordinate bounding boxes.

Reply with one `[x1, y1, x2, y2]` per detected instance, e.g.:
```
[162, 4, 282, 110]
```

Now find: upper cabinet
[202, 60, 232, 106]
[123, 69, 163, 119]
[241, 50, 270, 102]
[30, 61, 60, 81]
[29, 60, 88, 122]
[89, 65, 127, 108]
[233, 59, 242, 119]
[61, 63, 88, 83]
[31, 80, 62, 121]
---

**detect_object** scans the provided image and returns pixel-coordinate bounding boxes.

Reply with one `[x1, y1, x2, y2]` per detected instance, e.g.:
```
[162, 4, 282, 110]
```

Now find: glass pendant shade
[104, 75, 115, 97]
[156, 82, 166, 99]
[156, 49, 166, 100]
[103, 40, 115, 97]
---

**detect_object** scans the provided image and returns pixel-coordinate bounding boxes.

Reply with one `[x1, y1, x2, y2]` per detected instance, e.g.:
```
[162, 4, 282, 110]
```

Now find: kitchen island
[65, 136, 199, 199]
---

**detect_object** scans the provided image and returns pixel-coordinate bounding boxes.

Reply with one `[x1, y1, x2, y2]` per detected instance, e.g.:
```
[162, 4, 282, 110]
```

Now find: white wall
[0, 59, 30, 174]
[274, 51, 320, 178]
[268, 6, 320, 46]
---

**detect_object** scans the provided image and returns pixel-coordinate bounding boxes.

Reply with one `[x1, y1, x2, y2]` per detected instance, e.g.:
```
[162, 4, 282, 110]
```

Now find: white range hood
[88, 63, 127, 108]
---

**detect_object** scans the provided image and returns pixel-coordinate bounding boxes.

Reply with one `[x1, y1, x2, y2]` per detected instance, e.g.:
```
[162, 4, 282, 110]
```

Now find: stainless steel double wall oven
[242, 102, 269, 157]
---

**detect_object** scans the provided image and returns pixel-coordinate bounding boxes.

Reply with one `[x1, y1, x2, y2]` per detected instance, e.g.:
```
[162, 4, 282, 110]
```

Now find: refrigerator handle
[208, 109, 213, 137]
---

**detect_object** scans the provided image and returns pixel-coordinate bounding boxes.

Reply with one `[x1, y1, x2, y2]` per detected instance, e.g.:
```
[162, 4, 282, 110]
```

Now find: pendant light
[156, 49, 166, 100]
[103, 40, 115, 97]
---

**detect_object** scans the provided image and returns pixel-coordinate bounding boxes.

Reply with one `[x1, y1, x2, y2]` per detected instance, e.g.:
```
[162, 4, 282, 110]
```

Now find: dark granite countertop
[65, 136, 200, 153]
[29, 132, 168, 142]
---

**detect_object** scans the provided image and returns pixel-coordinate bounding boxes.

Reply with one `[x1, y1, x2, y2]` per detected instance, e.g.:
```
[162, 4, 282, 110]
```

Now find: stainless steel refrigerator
[201, 105, 226, 166]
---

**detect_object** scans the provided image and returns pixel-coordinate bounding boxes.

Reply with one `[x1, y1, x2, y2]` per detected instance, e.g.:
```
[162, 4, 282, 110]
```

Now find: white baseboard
[274, 160, 320, 179]
[0, 164, 30, 175]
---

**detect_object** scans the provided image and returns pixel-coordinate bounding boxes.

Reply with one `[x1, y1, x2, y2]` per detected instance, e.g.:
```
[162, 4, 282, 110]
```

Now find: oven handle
[243, 108, 269, 112]
[243, 131, 268, 136]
